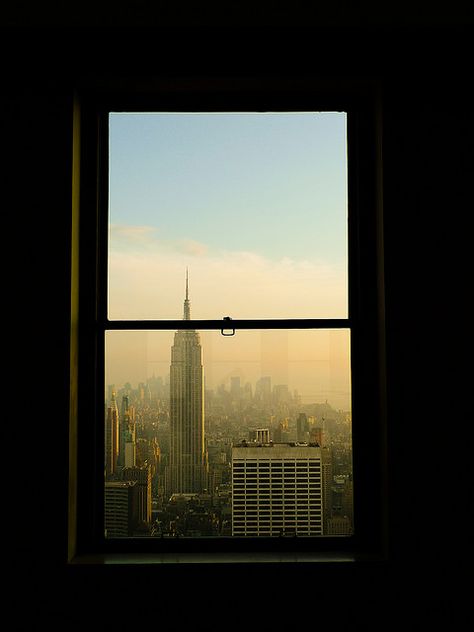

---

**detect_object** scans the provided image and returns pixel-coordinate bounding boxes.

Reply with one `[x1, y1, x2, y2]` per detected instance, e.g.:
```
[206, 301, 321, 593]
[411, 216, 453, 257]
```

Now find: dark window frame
[69, 76, 388, 563]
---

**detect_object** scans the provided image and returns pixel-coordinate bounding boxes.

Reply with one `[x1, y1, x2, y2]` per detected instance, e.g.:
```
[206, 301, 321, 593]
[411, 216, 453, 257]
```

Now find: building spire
[183, 268, 191, 320]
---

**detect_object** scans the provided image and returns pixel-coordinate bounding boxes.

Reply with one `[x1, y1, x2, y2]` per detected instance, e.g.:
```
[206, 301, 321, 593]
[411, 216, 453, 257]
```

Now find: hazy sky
[107, 112, 351, 409]
[106, 329, 351, 410]
[108, 112, 348, 320]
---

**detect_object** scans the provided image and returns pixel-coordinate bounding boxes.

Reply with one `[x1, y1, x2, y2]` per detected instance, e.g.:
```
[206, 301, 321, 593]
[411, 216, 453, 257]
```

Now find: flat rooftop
[232, 442, 321, 459]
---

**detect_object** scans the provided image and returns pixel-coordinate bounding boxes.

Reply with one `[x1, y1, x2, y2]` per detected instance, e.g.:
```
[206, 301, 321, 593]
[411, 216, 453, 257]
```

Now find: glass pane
[104, 328, 353, 538]
[108, 112, 348, 319]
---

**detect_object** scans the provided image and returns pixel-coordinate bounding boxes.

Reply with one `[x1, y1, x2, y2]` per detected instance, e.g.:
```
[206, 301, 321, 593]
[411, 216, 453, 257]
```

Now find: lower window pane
[104, 329, 352, 538]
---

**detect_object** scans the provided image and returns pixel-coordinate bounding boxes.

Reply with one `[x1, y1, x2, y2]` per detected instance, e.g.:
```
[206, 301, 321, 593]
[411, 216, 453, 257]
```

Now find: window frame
[69, 77, 388, 563]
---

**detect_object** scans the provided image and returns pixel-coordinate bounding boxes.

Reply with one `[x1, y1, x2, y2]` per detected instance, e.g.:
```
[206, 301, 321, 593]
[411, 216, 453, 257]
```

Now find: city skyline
[105, 282, 352, 410]
[106, 361, 351, 413]
[105, 280, 352, 538]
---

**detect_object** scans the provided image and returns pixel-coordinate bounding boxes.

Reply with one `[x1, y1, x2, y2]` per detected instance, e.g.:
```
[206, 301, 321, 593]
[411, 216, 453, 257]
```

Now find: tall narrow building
[168, 272, 207, 494]
[105, 391, 119, 476]
[118, 395, 136, 469]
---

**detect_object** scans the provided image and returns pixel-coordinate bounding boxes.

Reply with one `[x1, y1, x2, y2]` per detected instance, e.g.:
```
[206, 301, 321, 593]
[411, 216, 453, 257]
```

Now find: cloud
[110, 224, 209, 258]
[108, 228, 347, 320]
[176, 239, 209, 257]
[110, 224, 158, 245]
[106, 227, 350, 408]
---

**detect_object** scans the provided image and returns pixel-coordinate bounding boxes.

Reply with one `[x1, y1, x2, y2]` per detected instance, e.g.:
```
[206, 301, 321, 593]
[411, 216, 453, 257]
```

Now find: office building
[232, 442, 324, 537]
[118, 394, 136, 468]
[296, 413, 310, 442]
[105, 480, 138, 537]
[122, 465, 152, 524]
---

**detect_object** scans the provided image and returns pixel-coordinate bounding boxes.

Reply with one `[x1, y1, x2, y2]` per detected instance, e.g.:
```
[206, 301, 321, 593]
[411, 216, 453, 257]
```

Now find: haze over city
[106, 327, 351, 410]
[106, 112, 350, 410]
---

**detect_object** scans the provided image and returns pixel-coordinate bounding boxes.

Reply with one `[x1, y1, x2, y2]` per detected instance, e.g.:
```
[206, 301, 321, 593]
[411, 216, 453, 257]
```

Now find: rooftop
[234, 441, 321, 448]
[232, 442, 322, 459]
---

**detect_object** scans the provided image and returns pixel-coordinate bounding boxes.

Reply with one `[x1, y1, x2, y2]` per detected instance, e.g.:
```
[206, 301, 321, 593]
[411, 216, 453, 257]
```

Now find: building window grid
[232, 456, 323, 536]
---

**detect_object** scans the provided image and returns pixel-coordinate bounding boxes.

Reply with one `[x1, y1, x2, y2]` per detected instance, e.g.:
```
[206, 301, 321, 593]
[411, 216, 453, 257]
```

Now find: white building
[231, 443, 323, 537]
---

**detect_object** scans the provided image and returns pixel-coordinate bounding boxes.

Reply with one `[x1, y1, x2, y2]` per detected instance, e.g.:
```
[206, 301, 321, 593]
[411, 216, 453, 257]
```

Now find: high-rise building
[122, 465, 152, 525]
[168, 272, 207, 495]
[309, 426, 324, 447]
[230, 376, 241, 399]
[321, 446, 333, 533]
[118, 395, 136, 468]
[255, 376, 271, 405]
[105, 480, 138, 537]
[231, 443, 324, 537]
[296, 413, 309, 442]
[105, 392, 119, 476]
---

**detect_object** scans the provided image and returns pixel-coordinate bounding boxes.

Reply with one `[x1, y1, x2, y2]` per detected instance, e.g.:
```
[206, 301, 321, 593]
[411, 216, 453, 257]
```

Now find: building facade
[118, 395, 136, 468]
[122, 465, 152, 525]
[105, 480, 138, 537]
[231, 442, 324, 537]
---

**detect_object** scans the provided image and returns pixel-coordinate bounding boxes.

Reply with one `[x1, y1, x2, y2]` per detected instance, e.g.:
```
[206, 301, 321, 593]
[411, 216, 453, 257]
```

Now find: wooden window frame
[68, 76, 388, 564]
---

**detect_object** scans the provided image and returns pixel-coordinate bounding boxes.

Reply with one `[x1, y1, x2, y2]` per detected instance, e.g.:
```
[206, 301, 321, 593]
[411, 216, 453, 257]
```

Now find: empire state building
[168, 272, 207, 494]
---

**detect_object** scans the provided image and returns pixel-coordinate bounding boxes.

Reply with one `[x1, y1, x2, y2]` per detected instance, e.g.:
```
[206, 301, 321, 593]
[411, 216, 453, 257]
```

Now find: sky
[107, 112, 351, 409]
[108, 112, 348, 320]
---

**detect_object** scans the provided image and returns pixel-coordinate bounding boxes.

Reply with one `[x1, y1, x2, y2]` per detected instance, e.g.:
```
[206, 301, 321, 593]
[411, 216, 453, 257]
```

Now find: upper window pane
[108, 112, 348, 320]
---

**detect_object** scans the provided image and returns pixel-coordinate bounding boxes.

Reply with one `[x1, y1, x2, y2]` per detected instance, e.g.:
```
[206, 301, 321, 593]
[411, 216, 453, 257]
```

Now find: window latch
[221, 316, 235, 336]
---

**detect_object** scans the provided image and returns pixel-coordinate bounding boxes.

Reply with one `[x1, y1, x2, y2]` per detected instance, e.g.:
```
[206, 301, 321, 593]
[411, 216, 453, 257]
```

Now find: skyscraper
[118, 395, 136, 468]
[168, 272, 207, 494]
[105, 480, 138, 537]
[296, 413, 309, 442]
[105, 392, 119, 476]
[122, 465, 152, 525]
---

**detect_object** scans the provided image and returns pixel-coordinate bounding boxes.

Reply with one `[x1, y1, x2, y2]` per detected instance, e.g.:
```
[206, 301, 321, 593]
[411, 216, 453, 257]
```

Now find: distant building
[118, 395, 136, 468]
[249, 428, 270, 444]
[105, 480, 138, 537]
[309, 426, 324, 446]
[122, 465, 152, 525]
[321, 446, 333, 533]
[342, 478, 354, 524]
[273, 384, 290, 404]
[255, 376, 271, 404]
[296, 413, 309, 442]
[230, 376, 241, 399]
[168, 272, 208, 495]
[105, 392, 119, 476]
[273, 419, 292, 443]
[231, 443, 324, 537]
[326, 515, 352, 536]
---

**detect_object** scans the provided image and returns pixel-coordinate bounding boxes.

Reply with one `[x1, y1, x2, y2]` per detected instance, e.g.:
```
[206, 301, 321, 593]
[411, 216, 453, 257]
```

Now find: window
[70, 78, 387, 561]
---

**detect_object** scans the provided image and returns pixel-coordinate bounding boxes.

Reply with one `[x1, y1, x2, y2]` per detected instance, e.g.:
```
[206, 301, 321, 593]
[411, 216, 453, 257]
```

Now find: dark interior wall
[3, 0, 473, 27]
[7, 8, 473, 629]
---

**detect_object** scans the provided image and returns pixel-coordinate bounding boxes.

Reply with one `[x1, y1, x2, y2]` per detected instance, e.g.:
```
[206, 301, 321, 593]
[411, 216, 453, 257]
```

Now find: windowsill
[69, 551, 369, 565]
